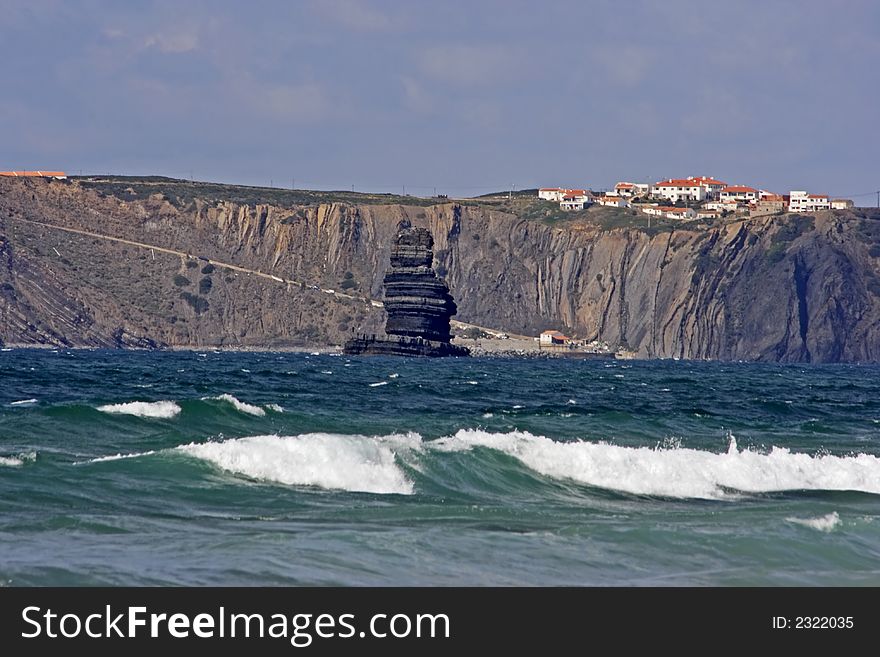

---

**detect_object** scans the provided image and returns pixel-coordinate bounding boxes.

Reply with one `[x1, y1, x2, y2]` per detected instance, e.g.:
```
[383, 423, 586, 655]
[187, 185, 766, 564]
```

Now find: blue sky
[1, 0, 878, 200]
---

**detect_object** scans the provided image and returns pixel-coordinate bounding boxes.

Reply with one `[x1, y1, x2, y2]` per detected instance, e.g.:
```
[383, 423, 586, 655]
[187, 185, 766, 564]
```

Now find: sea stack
[344, 221, 470, 357]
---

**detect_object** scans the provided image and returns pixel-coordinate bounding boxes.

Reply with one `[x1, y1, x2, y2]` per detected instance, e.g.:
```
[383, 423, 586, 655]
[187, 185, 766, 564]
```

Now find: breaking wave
[207, 394, 267, 417]
[178, 433, 417, 494]
[77, 429, 880, 500]
[96, 401, 181, 419]
[787, 511, 841, 532]
[0, 451, 37, 467]
[428, 430, 880, 500]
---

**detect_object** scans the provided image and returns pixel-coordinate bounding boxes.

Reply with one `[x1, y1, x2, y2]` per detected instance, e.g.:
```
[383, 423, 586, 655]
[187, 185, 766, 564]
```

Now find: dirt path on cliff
[9, 216, 522, 338]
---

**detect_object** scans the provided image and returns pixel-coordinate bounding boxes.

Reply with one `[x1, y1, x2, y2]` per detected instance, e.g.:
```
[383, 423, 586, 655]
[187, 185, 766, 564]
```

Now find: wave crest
[430, 429, 880, 500]
[0, 451, 37, 467]
[96, 401, 181, 419]
[178, 433, 415, 494]
[787, 511, 841, 532]
[207, 394, 266, 417]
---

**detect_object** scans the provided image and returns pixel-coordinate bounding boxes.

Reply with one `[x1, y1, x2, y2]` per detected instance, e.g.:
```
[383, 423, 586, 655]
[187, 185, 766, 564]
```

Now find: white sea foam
[429, 430, 880, 500]
[178, 433, 415, 494]
[389, 373, 399, 379]
[208, 394, 266, 417]
[369, 381, 388, 387]
[83, 450, 158, 464]
[97, 401, 181, 419]
[267, 404, 284, 413]
[787, 512, 841, 532]
[10, 398, 38, 406]
[0, 451, 36, 467]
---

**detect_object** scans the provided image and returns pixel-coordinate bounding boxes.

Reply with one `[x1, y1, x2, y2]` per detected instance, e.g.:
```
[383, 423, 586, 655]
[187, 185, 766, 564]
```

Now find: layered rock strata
[344, 222, 469, 356]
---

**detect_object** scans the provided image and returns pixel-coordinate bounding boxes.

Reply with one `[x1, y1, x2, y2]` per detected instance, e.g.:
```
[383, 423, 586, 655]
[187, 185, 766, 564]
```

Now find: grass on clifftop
[74, 176, 456, 209]
[72, 176, 718, 234]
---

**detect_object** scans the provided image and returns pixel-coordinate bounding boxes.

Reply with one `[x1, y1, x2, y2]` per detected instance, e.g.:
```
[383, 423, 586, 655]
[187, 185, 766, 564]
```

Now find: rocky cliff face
[2, 177, 880, 361]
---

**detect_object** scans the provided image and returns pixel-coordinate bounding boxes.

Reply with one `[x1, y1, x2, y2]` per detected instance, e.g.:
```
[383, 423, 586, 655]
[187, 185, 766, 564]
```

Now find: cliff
[2, 177, 880, 362]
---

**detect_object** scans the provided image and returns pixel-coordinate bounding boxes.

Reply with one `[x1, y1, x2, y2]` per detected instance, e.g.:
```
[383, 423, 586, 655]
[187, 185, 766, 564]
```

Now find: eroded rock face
[382, 221, 457, 343]
[2, 177, 880, 362]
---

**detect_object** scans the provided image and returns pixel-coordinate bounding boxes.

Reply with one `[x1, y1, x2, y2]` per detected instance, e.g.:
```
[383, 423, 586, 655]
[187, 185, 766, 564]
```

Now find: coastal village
[532, 176, 856, 354]
[538, 176, 854, 221]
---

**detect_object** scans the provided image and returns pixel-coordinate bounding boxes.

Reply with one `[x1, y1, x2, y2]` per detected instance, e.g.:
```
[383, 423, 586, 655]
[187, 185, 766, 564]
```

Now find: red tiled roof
[721, 186, 758, 193]
[808, 194, 828, 199]
[690, 176, 727, 186]
[615, 182, 634, 188]
[656, 177, 727, 188]
[539, 187, 563, 191]
[655, 179, 702, 187]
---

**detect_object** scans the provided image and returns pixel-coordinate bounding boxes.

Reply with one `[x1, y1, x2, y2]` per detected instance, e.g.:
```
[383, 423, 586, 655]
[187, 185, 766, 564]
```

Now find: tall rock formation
[382, 221, 458, 342]
[343, 221, 469, 356]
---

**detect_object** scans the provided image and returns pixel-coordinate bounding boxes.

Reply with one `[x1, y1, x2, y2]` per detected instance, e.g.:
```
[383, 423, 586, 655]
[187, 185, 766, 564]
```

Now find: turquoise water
[1, 349, 879, 585]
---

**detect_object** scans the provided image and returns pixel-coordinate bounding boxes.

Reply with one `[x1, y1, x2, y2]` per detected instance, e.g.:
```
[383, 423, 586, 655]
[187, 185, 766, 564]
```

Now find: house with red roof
[539, 330, 569, 346]
[652, 176, 728, 202]
[560, 190, 592, 211]
[719, 185, 759, 202]
[652, 178, 705, 203]
[598, 196, 628, 208]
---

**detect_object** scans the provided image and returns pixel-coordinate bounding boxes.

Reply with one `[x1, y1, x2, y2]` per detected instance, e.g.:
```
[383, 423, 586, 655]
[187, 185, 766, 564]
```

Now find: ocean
[1, 349, 879, 586]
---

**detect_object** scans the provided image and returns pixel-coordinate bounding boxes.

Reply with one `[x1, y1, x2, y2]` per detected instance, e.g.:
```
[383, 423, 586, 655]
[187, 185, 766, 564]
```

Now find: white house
[614, 182, 637, 197]
[652, 178, 707, 203]
[689, 176, 727, 199]
[704, 200, 740, 213]
[641, 205, 664, 217]
[696, 209, 720, 220]
[632, 183, 653, 196]
[598, 196, 628, 208]
[719, 185, 759, 202]
[538, 188, 566, 202]
[640, 205, 696, 220]
[662, 207, 697, 220]
[789, 191, 830, 212]
[539, 330, 569, 346]
[560, 190, 592, 211]
[831, 199, 854, 209]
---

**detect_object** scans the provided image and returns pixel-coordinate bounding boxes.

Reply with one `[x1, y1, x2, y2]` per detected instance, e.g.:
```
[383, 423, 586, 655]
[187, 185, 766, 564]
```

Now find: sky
[1, 0, 878, 200]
